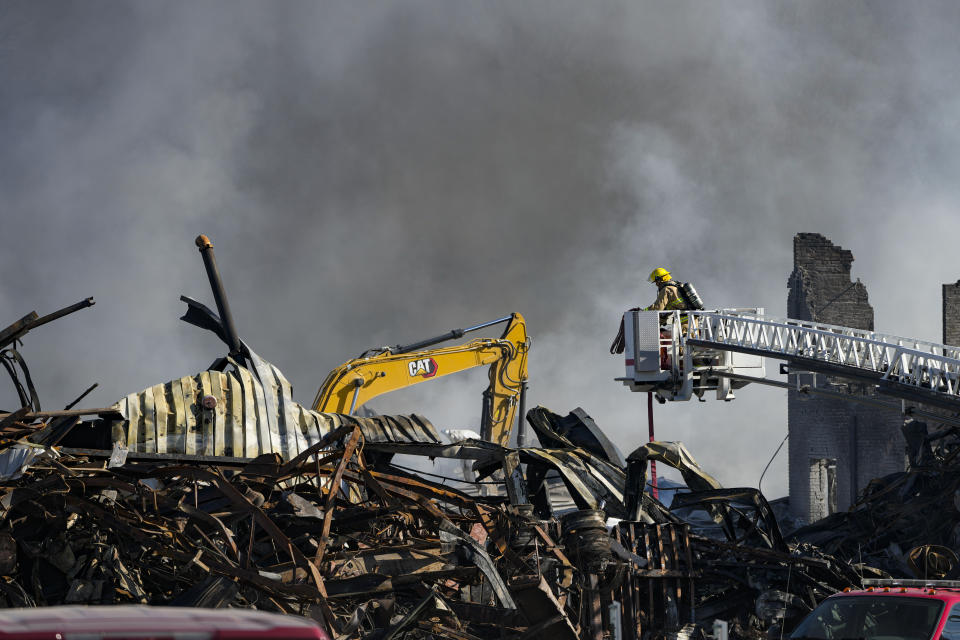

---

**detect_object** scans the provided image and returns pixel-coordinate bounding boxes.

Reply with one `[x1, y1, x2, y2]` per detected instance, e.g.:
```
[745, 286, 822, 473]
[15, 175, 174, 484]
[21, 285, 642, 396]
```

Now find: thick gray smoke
[3, 2, 960, 497]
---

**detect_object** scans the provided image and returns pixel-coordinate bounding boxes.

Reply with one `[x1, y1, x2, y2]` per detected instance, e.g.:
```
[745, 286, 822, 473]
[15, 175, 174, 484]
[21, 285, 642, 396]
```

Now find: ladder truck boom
[619, 309, 960, 411]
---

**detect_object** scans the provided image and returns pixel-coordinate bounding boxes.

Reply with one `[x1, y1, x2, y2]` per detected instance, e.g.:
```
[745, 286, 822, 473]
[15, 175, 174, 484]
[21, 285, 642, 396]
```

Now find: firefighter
[610, 267, 692, 354]
[646, 267, 687, 312]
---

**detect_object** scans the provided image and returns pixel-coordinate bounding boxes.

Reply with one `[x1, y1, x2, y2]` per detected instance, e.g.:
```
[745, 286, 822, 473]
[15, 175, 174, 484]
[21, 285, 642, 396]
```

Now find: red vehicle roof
[0, 606, 331, 640]
[837, 586, 960, 604]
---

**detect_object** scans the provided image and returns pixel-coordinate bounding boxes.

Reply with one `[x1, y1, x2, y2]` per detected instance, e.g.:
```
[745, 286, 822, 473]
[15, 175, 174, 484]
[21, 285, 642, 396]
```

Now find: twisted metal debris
[0, 237, 950, 639]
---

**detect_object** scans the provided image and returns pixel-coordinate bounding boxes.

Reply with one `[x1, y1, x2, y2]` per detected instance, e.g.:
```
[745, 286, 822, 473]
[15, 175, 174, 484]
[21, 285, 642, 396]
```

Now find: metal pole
[712, 369, 960, 428]
[609, 601, 623, 640]
[347, 378, 363, 415]
[516, 381, 528, 448]
[394, 315, 513, 354]
[480, 389, 493, 442]
[462, 315, 514, 334]
[195, 235, 242, 358]
[587, 573, 604, 640]
[647, 392, 658, 499]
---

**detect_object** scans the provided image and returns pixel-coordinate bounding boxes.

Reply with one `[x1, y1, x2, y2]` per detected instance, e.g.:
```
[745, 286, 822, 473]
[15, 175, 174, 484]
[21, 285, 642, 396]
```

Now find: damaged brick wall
[787, 233, 906, 525]
[787, 233, 873, 329]
[944, 281, 960, 347]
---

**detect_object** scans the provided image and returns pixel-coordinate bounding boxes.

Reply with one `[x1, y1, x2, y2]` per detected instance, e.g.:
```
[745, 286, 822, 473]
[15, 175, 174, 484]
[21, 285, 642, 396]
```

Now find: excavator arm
[312, 313, 529, 447]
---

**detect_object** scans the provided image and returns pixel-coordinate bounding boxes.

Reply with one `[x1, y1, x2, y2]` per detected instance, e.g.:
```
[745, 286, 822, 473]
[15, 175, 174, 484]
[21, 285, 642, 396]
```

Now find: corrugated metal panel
[112, 350, 440, 459]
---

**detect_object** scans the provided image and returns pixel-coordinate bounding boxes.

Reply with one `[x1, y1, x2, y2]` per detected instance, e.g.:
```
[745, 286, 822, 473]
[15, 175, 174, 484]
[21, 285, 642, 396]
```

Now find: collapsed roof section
[109, 295, 439, 460]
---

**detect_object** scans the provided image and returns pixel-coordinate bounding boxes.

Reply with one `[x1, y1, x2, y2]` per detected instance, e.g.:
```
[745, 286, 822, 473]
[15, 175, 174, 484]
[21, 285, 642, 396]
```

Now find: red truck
[790, 580, 960, 640]
[0, 605, 331, 640]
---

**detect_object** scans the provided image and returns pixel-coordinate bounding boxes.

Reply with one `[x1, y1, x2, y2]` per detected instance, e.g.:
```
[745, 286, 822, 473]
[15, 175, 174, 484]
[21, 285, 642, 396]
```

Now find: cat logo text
[408, 358, 438, 379]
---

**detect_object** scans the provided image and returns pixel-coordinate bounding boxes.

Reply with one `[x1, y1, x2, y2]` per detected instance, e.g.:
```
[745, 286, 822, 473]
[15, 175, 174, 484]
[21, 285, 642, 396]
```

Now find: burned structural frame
[0, 237, 895, 639]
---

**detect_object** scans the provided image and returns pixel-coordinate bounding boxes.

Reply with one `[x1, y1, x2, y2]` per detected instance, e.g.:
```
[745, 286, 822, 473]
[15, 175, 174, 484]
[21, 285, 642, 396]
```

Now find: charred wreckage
[0, 237, 955, 640]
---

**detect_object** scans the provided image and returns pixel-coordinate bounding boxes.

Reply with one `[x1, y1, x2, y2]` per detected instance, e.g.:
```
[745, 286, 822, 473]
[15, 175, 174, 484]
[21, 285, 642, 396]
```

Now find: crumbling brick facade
[944, 281, 960, 346]
[787, 233, 906, 524]
[788, 233, 873, 329]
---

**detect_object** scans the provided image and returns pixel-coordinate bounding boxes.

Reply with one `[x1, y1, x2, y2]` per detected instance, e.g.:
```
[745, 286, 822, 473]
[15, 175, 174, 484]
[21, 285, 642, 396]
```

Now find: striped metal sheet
[111, 350, 439, 459]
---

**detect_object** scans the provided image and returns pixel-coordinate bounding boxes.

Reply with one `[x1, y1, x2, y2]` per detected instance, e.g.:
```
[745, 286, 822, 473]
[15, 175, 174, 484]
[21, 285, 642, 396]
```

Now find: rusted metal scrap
[492, 406, 869, 639]
[0, 423, 605, 639]
[0, 258, 931, 639]
[0, 391, 706, 639]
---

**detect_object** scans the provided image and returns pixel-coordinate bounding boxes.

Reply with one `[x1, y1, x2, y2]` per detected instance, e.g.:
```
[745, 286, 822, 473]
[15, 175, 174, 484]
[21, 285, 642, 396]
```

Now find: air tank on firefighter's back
[679, 281, 705, 310]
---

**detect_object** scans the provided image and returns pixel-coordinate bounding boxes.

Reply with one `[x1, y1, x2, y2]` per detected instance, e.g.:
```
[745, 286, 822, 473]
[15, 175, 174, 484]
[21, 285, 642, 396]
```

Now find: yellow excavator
[312, 313, 530, 447]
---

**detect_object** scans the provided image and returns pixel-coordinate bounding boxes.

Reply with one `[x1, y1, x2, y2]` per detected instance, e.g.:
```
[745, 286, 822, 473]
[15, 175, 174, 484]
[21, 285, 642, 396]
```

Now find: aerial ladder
[619, 308, 960, 414]
[313, 313, 529, 447]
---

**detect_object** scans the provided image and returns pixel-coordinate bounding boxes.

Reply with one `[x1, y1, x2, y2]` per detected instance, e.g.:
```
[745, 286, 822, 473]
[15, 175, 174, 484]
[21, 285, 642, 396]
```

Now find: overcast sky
[2, 2, 959, 498]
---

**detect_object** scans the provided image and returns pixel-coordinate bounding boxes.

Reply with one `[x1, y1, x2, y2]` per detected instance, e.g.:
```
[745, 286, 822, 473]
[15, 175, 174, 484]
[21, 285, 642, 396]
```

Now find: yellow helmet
[648, 267, 671, 283]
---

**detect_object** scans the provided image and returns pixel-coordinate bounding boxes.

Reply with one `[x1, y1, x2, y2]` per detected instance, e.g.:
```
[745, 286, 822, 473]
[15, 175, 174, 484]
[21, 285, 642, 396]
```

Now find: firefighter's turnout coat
[647, 281, 687, 312]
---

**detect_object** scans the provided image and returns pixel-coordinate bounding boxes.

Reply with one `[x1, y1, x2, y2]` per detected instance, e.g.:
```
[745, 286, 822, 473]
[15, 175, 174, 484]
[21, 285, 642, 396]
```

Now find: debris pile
[0, 412, 698, 639]
[0, 296, 849, 639]
[790, 417, 960, 580]
[2, 238, 955, 639]
[0, 424, 539, 637]
[0, 372, 863, 640]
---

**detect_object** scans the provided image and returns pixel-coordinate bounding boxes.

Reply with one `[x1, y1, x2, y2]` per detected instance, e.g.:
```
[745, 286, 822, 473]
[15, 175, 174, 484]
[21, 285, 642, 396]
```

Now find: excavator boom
[313, 313, 529, 447]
